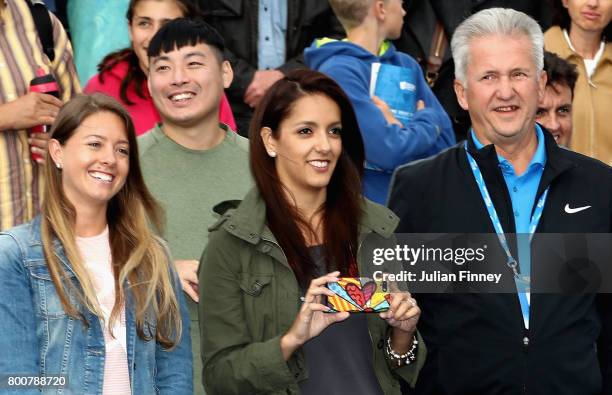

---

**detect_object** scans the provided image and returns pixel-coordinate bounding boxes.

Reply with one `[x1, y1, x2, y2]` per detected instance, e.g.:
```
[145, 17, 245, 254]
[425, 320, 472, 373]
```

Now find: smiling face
[148, 43, 233, 128]
[128, 0, 185, 74]
[563, 0, 612, 35]
[536, 82, 573, 146]
[262, 94, 343, 201]
[454, 33, 547, 146]
[49, 111, 130, 213]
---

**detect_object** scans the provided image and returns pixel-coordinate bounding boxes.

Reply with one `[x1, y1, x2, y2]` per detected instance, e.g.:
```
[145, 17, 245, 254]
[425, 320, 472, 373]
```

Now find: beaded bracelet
[386, 335, 418, 367]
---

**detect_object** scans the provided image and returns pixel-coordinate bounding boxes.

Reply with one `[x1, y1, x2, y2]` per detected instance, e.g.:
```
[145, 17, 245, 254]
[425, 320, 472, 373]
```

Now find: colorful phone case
[326, 277, 391, 313]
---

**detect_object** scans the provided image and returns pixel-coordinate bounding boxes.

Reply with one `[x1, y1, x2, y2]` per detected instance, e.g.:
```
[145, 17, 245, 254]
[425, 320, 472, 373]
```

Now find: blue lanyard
[464, 142, 548, 287]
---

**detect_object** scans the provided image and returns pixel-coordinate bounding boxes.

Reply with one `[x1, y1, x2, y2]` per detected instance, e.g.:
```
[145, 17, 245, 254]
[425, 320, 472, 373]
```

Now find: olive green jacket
[199, 188, 426, 394]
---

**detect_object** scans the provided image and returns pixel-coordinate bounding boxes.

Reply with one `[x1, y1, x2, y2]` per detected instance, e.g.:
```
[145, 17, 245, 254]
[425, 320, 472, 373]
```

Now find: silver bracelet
[386, 335, 418, 366]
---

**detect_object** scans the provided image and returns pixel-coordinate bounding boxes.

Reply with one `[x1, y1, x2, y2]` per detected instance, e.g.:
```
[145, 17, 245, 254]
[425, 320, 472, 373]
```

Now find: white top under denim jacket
[0, 217, 193, 395]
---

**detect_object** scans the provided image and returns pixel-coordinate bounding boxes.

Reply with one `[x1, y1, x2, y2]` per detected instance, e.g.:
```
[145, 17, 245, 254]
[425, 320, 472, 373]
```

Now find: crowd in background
[38, 0, 611, 162]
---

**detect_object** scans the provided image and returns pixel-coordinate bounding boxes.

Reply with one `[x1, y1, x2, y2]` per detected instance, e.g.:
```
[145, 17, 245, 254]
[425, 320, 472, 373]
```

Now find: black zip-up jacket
[388, 129, 612, 395]
[200, 0, 343, 135]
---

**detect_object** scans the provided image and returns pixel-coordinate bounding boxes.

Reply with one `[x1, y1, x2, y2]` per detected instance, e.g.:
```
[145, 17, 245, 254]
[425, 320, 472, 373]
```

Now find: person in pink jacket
[84, 0, 236, 135]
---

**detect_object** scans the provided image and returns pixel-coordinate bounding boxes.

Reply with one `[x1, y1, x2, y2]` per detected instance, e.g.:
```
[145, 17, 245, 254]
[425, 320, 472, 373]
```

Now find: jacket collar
[547, 26, 612, 65]
[26, 216, 78, 277]
[214, 0, 241, 14]
[214, 187, 398, 245]
[536, 126, 577, 198]
[27, 215, 43, 245]
[313, 37, 396, 57]
[546, 26, 575, 60]
[465, 125, 576, 197]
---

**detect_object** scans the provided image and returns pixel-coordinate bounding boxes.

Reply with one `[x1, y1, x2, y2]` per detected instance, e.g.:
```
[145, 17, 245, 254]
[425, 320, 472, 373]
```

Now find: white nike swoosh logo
[564, 204, 591, 214]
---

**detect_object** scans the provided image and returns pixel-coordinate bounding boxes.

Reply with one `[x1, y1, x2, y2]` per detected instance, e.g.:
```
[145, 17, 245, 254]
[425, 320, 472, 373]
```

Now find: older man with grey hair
[389, 8, 612, 395]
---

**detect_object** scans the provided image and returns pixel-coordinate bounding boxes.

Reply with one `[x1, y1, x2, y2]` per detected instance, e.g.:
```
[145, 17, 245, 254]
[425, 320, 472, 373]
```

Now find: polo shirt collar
[470, 124, 547, 173]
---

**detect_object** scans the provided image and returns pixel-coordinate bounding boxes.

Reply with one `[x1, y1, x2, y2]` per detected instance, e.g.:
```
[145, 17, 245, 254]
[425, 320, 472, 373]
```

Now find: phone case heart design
[326, 277, 390, 313]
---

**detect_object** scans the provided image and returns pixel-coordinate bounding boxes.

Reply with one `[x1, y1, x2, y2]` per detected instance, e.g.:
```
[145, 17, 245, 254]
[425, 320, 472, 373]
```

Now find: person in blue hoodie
[305, 0, 455, 204]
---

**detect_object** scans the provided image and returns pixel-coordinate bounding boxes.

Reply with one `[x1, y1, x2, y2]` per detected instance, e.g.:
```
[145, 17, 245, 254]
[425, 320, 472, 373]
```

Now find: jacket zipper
[357, 232, 379, 365]
[368, 325, 376, 366]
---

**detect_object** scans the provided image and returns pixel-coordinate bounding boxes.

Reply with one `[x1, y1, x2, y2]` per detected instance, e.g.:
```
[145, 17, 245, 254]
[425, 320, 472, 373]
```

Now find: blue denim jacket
[0, 218, 193, 394]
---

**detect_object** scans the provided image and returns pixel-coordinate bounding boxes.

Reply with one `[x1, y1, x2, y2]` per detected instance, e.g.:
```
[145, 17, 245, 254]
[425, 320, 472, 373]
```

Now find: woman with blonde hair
[0, 93, 192, 394]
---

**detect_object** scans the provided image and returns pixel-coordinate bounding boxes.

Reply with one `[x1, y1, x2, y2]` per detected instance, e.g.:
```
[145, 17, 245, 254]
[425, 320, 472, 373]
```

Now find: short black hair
[544, 51, 579, 96]
[147, 18, 225, 61]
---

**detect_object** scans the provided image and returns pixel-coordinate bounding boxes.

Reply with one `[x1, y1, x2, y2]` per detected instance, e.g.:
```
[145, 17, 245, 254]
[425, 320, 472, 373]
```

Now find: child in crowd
[305, 0, 455, 204]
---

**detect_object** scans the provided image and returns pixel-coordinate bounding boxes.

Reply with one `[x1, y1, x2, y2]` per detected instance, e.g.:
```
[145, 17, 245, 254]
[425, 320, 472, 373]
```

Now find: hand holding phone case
[326, 277, 391, 313]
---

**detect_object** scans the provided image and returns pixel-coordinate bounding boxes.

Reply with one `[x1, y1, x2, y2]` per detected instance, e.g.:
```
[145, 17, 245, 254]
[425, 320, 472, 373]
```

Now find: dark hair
[147, 17, 225, 61]
[96, 0, 200, 105]
[249, 69, 365, 287]
[550, 0, 611, 41]
[544, 50, 579, 96]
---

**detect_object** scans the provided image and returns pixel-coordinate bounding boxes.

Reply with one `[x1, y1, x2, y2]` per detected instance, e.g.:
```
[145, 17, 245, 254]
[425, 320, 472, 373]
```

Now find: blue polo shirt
[471, 125, 547, 328]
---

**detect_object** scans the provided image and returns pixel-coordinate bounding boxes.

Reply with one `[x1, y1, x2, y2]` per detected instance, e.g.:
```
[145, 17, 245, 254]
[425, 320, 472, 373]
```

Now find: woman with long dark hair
[84, 0, 236, 135]
[199, 69, 424, 394]
[545, 0, 612, 164]
[0, 94, 192, 394]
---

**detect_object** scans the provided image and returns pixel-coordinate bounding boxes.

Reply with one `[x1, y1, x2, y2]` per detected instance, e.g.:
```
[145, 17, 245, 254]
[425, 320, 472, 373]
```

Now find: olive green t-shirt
[139, 124, 251, 262]
[138, 123, 252, 393]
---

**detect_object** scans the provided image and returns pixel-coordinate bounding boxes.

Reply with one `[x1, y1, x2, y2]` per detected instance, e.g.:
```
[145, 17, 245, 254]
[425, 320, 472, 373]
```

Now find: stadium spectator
[0, 0, 80, 231]
[394, 0, 552, 141]
[545, 0, 612, 165]
[139, 18, 252, 394]
[536, 51, 578, 147]
[200, 0, 344, 136]
[0, 94, 192, 394]
[84, 0, 236, 135]
[389, 9, 612, 394]
[305, 0, 454, 204]
[199, 69, 423, 395]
